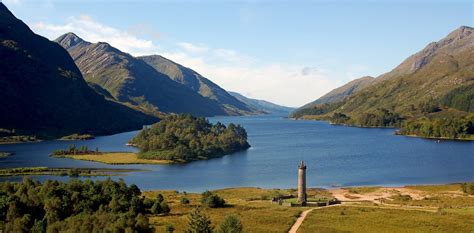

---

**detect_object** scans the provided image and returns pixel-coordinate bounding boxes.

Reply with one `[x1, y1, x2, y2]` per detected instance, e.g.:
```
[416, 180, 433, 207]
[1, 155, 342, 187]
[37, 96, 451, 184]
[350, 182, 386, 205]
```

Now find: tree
[160, 201, 170, 214]
[184, 208, 213, 233]
[165, 224, 175, 233]
[156, 194, 164, 203]
[150, 200, 162, 214]
[180, 197, 190, 204]
[218, 215, 243, 233]
[201, 191, 225, 208]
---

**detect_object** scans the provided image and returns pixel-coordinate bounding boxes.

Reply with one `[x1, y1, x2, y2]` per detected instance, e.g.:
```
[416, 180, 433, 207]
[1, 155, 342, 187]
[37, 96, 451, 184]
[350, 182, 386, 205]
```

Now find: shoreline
[0, 167, 145, 177]
[294, 117, 474, 141]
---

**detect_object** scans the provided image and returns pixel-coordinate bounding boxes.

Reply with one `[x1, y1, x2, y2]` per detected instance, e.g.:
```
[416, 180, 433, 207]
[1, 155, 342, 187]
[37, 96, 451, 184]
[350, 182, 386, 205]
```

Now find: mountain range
[0, 3, 157, 138]
[229, 92, 294, 114]
[138, 55, 261, 115]
[55, 33, 260, 117]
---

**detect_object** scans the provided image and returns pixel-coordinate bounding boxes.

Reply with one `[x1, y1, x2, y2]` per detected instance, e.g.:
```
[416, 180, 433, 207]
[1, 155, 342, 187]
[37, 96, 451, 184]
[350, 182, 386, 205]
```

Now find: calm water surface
[0, 115, 473, 192]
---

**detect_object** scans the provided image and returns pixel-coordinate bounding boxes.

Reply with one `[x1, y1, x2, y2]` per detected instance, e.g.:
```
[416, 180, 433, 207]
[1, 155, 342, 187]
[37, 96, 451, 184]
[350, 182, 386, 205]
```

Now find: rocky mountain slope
[298, 76, 375, 109]
[55, 33, 227, 117]
[0, 3, 157, 138]
[138, 55, 259, 115]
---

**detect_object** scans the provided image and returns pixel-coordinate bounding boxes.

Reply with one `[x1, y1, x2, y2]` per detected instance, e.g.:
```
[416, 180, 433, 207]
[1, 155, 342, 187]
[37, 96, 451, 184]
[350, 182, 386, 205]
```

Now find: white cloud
[32, 15, 159, 56]
[32, 15, 347, 107]
[161, 50, 339, 107]
[177, 42, 208, 53]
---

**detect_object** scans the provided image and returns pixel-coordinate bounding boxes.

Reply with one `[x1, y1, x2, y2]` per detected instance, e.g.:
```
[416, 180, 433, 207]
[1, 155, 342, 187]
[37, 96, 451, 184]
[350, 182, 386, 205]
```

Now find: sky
[2, 0, 473, 107]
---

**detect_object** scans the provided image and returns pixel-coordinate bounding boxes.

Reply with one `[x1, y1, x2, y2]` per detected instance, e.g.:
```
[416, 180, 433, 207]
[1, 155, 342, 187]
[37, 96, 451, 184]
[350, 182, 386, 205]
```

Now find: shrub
[181, 197, 190, 204]
[218, 215, 243, 233]
[201, 191, 225, 208]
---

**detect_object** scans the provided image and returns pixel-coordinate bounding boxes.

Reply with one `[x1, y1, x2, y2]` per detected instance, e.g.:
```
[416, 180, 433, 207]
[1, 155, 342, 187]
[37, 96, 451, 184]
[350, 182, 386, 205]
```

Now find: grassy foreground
[146, 184, 474, 233]
[144, 188, 303, 232]
[298, 206, 474, 233]
[57, 152, 174, 165]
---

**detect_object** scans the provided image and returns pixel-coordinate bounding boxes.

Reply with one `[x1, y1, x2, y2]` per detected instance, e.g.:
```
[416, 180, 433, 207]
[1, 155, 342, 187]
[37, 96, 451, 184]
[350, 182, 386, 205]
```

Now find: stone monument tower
[298, 160, 307, 204]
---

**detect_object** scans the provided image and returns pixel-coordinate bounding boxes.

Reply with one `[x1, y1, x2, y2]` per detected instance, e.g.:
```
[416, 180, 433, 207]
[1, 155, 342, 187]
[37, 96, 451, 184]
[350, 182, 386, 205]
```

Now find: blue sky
[3, 0, 473, 107]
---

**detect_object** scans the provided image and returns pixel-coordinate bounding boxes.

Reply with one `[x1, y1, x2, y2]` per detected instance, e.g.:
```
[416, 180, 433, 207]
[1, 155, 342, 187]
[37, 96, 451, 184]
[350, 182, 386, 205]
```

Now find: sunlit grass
[299, 206, 474, 233]
[65, 152, 173, 165]
[143, 188, 302, 232]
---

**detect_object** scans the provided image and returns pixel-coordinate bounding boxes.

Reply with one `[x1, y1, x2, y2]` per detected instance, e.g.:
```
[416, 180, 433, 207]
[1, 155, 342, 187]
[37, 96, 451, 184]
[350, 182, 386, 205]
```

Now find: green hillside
[0, 3, 157, 139]
[292, 26, 474, 140]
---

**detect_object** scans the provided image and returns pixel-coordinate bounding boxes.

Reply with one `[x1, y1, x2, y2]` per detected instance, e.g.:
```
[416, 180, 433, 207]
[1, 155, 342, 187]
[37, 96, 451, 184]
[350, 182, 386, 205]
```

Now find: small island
[130, 114, 250, 162]
[0, 152, 12, 158]
[59, 133, 95, 141]
[0, 128, 39, 144]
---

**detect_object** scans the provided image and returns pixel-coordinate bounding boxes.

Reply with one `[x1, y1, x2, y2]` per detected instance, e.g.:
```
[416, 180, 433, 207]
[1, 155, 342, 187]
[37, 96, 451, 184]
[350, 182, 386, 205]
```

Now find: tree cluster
[399, 117, 474, 139]
[355, 108, 404, 127]
[330, 112, 351, 124]
[130, 114, 250, 161]
[51, 144, 99, 156]
[0, 178, 160, 232]
[149, 194, 170, 214]
[461, 183, 474, 195]
[201, 191, 226, 208]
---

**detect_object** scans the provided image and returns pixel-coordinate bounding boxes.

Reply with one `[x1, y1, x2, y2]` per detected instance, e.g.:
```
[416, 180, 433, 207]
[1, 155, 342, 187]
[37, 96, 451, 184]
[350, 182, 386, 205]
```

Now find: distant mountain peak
[378, 25, 473, 80]
[443, 25, 473, 43]
[55, 32, 88, 49]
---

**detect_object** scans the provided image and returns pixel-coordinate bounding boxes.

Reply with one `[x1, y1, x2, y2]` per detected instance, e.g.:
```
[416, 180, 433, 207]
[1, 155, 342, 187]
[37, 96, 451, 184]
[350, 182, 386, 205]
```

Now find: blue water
[0, 115, 473, 192]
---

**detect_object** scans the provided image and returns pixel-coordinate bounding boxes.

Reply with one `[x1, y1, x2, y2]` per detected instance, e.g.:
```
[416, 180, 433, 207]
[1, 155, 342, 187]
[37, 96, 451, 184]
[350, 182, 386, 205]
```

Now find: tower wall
[298, 162, 307, 203]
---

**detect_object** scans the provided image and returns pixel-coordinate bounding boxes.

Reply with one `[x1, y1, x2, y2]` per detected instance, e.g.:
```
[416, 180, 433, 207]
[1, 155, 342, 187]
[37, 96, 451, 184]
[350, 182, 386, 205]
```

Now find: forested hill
[0, 3, 157, 138]
[291, 26, 474, 140]
[130, 114, 250, 162]
[138, 55, 261, 115]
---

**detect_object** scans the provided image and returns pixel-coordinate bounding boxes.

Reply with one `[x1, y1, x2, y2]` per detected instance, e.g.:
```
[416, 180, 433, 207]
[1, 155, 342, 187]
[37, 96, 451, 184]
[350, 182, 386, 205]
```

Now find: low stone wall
[273, 199, 341, 207]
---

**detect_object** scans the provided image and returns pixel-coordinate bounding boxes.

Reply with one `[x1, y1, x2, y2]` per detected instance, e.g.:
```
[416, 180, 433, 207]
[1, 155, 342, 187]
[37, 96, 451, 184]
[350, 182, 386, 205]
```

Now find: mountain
[138, 55, 261, 115]
[229, 92, 294, 114]
[377, 25, 474, 81]
[0, 3, 157, 138]
[292, 26, 474, 139]
[55, 33, 227, 117]
[299, 76, 375, 109]
[138, 55, 260, 115]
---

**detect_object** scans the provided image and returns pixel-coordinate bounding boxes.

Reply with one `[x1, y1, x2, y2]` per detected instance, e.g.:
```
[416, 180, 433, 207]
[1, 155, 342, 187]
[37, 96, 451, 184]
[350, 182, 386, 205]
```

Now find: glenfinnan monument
[298, 160, 307, 204]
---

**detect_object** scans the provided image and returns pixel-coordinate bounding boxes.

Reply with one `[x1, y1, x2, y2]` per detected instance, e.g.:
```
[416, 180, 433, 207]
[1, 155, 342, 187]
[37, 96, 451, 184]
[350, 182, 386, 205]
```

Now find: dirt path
[288, 208, 314, 233]
[288, 205, 340, 233]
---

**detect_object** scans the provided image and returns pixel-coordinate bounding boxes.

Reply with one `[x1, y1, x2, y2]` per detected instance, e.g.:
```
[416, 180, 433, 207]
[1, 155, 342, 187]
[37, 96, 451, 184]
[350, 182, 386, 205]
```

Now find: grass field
[298, 206, 474, 233]
[144, 184, 474, 233]
[62, 152, 174, 165]
[144, 188, 302, 232]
